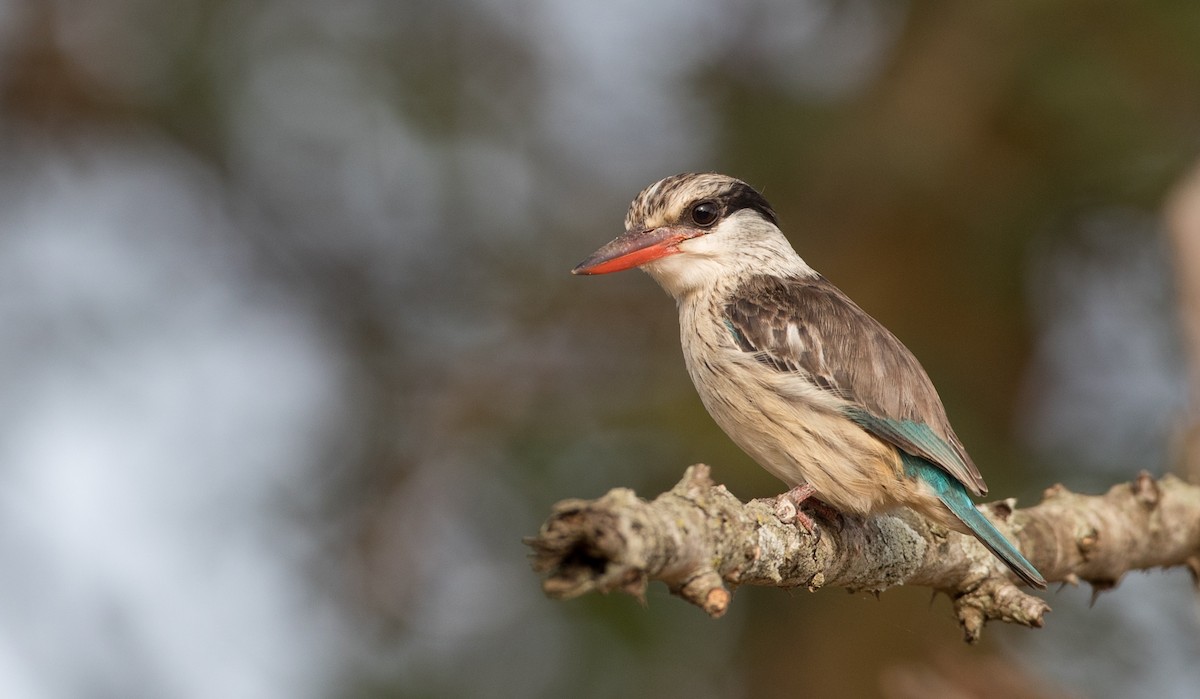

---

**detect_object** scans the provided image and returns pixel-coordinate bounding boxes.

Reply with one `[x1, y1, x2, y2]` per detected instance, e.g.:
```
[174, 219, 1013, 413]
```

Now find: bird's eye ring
[690, 201, 719, 227]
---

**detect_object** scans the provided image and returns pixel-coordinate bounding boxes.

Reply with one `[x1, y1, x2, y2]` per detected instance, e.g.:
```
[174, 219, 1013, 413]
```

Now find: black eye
[690, 201, 719, 227]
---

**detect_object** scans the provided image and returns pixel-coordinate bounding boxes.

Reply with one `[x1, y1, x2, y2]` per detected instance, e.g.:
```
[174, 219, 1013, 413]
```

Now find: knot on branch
[527, 465, 741, 614]
[953, 578, 1050, 643]
[527, 487, 653, 602]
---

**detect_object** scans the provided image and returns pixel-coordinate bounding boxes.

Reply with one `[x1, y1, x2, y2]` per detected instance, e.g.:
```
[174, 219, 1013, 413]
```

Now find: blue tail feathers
[902, 455, 1047, 589]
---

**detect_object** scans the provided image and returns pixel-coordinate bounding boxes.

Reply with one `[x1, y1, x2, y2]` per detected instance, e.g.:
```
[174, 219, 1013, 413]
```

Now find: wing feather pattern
[724, 275, 987, 496]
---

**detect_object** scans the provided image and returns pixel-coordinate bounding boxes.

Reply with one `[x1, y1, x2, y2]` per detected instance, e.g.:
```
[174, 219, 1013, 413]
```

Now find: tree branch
[526, 465, 1200, 642]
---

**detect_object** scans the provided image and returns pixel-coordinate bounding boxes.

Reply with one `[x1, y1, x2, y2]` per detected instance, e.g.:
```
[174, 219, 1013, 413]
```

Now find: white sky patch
[0, 139, 348, 699]
[520, 0, 726, 181]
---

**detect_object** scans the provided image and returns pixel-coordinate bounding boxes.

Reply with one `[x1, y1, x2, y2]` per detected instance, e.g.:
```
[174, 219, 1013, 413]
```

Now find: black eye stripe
[718, 183, 778, 227]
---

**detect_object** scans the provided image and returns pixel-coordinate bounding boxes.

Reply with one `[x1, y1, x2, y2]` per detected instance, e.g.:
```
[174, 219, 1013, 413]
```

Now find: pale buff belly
[684, 349, 925, 517]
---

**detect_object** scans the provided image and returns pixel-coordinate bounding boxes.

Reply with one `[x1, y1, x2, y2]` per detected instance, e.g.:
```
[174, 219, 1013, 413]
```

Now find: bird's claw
[775, 483, 840, 532]
[773, 496, 817, 531]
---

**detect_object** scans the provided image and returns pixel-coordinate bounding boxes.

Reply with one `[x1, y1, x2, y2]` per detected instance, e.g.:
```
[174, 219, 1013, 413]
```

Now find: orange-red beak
[571, 227, 701, 275]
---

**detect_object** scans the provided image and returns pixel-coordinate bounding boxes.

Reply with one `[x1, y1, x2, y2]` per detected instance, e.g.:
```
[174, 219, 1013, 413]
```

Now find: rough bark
[526, 465, 1200, 642]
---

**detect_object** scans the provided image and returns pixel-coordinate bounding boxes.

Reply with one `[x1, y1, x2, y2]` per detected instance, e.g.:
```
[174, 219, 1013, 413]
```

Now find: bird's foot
[774, 499, 817, 532]
[774, 484, 841, 533]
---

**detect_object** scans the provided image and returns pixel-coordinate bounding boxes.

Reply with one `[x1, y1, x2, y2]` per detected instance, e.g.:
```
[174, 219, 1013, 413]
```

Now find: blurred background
[2, 0, 1199, 697]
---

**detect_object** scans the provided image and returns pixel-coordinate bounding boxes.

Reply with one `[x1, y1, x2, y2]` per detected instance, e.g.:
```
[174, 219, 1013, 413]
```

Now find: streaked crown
[625, 173, 778, 232]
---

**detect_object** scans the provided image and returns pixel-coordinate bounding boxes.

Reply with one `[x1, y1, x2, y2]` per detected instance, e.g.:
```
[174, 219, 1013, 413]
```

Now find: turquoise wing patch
[842, 406, 978, 494]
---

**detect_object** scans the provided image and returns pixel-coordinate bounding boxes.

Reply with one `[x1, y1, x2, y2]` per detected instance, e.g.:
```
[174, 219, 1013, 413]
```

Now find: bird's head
[572, 173, 805, 298]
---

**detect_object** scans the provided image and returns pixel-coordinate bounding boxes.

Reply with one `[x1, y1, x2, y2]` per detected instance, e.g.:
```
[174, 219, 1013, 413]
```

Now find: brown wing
[724, 274, 987, 496]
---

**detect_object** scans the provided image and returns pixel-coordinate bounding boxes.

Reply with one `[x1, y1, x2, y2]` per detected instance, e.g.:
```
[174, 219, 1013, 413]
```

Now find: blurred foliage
[4, 0, 1200, 697]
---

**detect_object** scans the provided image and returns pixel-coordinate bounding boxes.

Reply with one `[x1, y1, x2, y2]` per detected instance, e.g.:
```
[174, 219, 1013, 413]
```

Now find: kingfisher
[572, 172, 1046, 589]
